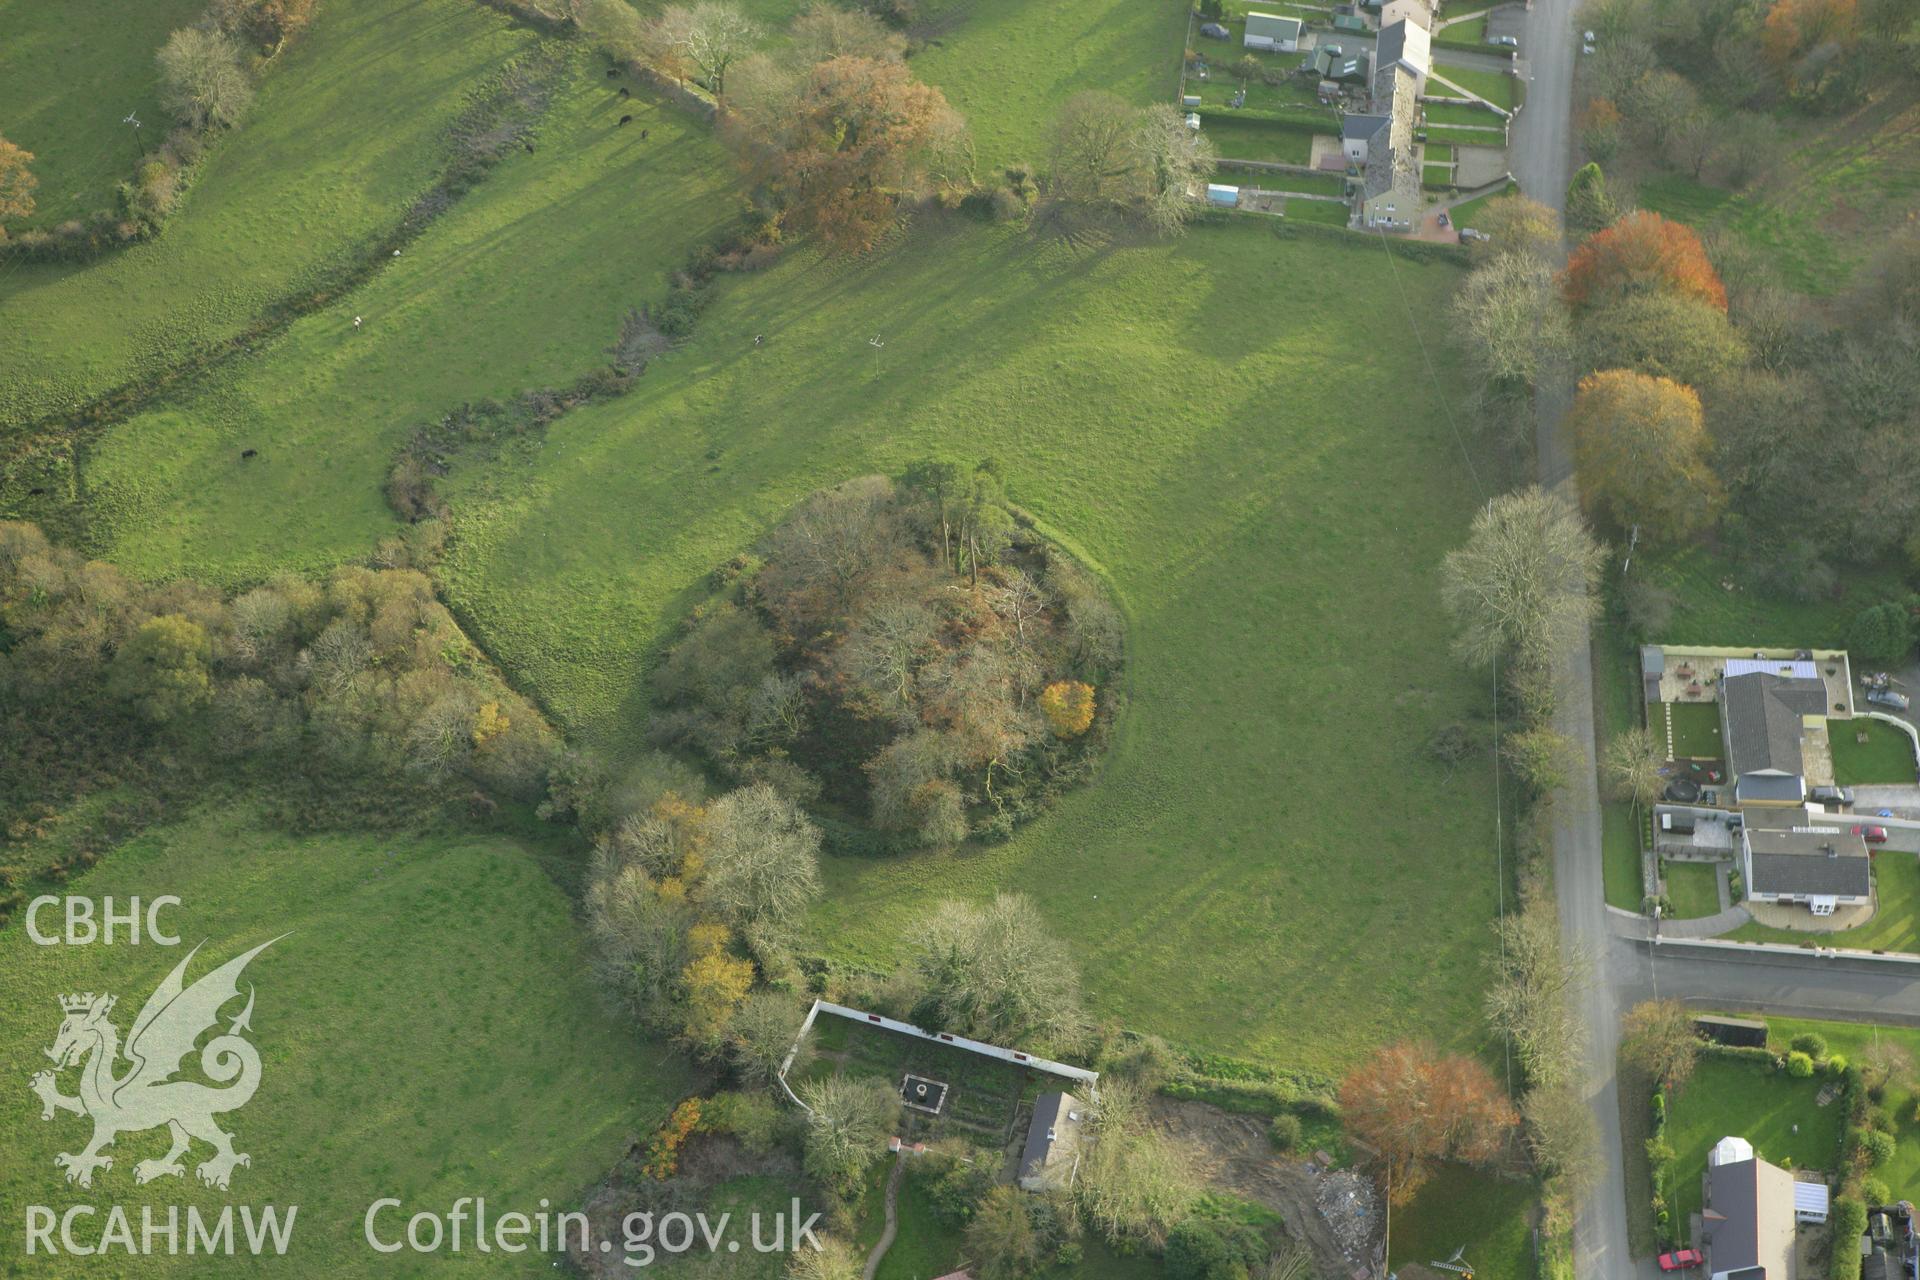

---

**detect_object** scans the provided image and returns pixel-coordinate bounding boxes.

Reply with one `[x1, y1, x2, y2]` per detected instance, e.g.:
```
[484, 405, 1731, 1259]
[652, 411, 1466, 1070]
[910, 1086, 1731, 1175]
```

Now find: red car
[1855, 824, 1890, 844]
[1657, 1249, 1704, 1272]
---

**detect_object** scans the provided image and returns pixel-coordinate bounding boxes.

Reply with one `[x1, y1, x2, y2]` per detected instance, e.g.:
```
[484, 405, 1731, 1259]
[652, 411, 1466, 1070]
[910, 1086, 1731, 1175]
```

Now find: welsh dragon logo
[28, 938, 280, 1191]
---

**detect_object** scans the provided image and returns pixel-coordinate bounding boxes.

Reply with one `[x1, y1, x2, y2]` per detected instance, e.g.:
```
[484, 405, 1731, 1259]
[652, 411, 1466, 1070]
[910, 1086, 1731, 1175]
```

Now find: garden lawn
[1430, 61, 1517, 110]
[1204, 116, 1318, 165]
[1604, 805, 1647, 911]
[1830, 717, 1917, 786]
[1388, 1165, 1536, 1277]
[0, 803, 693, 1277]
[900, 0, 1189, 171]
[423, 214, 1502, 1073]
[0, 0, 540, 428]
[1284, 197, 1353, 225]
[1448, 182, 1519, 230]
[1664, 860, 1722, 919]
[1669, 701, 1723, 760]
[1763, 1016, 1920, 1202]
[1664, 1056, 1845, 1243]
[73, 50, 736, 583]
[0, 0, 206, 227]
[1726, 850, 1920, 954]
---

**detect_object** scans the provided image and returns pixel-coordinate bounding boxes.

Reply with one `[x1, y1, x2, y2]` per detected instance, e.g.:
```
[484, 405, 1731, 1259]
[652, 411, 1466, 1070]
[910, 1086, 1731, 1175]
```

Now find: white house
[1243, 11, 1302, 51]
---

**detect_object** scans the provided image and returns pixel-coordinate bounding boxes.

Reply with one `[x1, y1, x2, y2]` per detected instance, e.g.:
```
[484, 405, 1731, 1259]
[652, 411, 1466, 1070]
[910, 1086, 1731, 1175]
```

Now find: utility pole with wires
[867, 333, 886, 379]
[1622, 522, 1640, 578]
[124, 112, 148, 158]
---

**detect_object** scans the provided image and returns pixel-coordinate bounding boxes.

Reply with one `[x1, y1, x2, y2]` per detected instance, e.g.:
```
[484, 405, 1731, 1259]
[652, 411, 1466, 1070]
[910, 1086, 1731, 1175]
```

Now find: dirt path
[862, 1154, 906, 1280]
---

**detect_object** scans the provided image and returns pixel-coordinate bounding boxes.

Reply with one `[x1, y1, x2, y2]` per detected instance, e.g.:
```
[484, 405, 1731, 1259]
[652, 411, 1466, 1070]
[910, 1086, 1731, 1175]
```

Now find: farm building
[1017, 1091, 1085, 1192]
[1741, 812, 1872, 915]
[1243, 11, 1302, 51]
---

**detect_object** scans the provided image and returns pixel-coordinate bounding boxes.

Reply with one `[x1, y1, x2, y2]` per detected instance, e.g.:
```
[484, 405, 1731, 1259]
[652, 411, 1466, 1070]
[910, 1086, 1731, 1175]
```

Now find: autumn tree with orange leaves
[1562, 210, 1727, 314]
[726, 55, 966, 253]
[1571, 370, 1723, 543]
[1762, 0, 1860, 88]
[1340, 1040, 1519, 1203]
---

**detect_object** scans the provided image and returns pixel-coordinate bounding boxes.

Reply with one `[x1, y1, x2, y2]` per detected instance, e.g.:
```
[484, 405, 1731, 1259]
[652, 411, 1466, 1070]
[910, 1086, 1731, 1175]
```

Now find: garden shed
[1206, 184, 1240, 207]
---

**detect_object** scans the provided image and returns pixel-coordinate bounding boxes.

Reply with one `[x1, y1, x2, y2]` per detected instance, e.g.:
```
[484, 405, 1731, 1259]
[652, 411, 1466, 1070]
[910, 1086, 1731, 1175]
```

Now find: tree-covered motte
[649, 463, 1124, 849]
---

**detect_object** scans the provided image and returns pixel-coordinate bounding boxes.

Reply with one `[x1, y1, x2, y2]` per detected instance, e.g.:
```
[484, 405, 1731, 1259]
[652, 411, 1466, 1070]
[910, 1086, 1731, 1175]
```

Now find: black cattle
[606, 67, 618, 78]
[618, 86, 630, 98]
[241, 448, 259, 460]
[641, 129, 649, 139]
[619, 114, 633, 125]
[28, 487, 46, 496]
[524, 141, 535, 153]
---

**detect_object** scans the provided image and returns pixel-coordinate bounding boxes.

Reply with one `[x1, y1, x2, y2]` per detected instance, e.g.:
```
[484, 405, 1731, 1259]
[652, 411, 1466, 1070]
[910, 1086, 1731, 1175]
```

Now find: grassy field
[73, 50, 736, 583]
[1668, 701, 1723, 760]
[0, 0, 207, 227]
[422, 216, 1502, 1072]
[1638, 546, 1909, 649]
[1663, 860, 1722, 919]
[1636, 85, 1920, 295]
[902, 0, 1189, 171]
[1831, 717, 1918, 786]
[56, 174, 1503, 1072]
[0, 0, 543, 429]
[1663, 1055, 1846, 1241]
[1389, 1165, 1536, 1277]
[1726, 851, 1920, 953]
[0, 803, 693, 1277]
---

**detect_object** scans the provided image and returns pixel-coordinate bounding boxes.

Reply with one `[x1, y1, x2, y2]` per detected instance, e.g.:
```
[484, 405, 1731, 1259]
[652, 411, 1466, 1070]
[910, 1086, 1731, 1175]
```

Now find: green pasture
[421, 214, 1501, 1072]
[903, 0, 1190, 171]
[0, 804, 693, 1276]
[0, 0, 206, 227]
[0, 0, 541, 429]
[75, 50, 735, 583]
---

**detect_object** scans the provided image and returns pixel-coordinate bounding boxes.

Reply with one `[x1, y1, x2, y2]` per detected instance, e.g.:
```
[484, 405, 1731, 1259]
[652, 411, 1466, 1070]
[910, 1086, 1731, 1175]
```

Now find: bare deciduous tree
[699, 782, 823, 938]
[157, 28, 254, 131]
[653, 2, 761, 95]
[1440, 487, 1605, 670]
[908, 893, 1089, 1049]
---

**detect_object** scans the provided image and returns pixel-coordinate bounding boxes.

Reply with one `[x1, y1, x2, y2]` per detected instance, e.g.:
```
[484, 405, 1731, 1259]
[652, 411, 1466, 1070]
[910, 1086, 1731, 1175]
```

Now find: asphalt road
[1617, 938, 1920, 1025]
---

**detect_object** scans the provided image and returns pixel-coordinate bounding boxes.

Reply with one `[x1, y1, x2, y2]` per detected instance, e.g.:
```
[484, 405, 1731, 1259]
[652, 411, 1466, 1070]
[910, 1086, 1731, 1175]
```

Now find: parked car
[1487, 34, 1518, 47]
[1657, 1250, 1704, 1272]
[1437, 211, 1450, 227]
[1855, 824, 1890, 845]
[1199, 22, 1230, 39]
[1868, 687, 1911, 711]
[1811, 785, 1856, 806]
